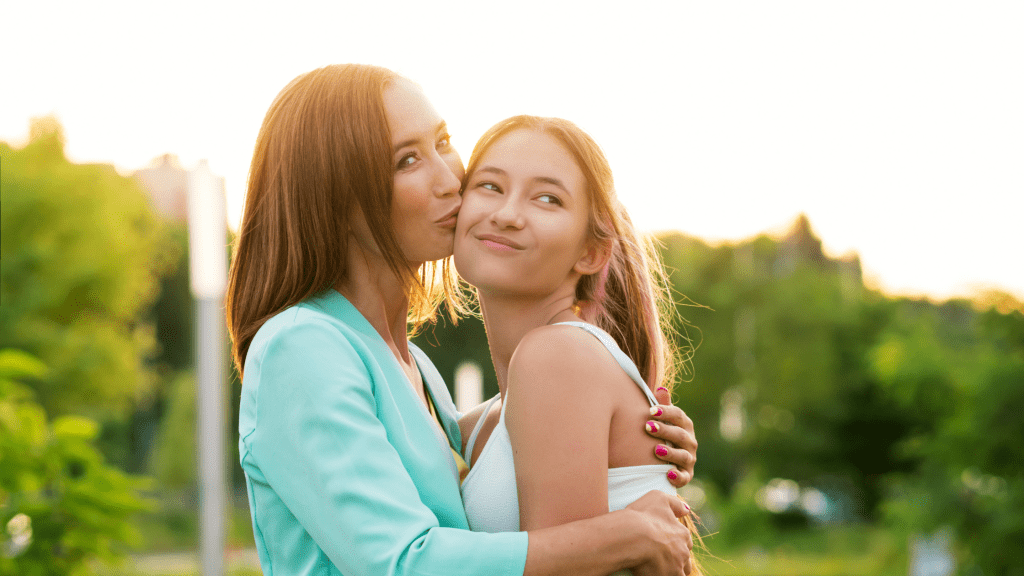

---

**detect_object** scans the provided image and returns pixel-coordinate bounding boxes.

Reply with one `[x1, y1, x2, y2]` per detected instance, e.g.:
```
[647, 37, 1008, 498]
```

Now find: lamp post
[187, 160, 228, 576]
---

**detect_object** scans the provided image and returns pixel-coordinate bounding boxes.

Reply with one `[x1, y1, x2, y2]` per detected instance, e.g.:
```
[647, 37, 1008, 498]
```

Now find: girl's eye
[480, 182, 501, 193]
[538, 194, 562, 206]
[397, 153, 417, 170]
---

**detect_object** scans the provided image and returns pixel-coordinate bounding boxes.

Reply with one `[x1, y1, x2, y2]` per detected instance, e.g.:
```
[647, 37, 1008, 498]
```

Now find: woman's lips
[436, 207, 460, 228]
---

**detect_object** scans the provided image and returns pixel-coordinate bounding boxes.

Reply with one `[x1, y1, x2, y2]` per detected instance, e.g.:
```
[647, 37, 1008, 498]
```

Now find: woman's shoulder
[246, 293, 366, 369]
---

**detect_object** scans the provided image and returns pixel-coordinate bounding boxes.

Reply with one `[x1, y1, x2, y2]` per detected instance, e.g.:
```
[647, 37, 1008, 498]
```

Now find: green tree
[0, 118, 175, 419]
[0, 349, 151, 576]
[878, 298, 1024, 575]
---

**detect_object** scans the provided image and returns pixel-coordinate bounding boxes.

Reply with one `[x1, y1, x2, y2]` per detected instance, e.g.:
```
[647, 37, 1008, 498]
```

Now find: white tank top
[460, 321, 676, 533]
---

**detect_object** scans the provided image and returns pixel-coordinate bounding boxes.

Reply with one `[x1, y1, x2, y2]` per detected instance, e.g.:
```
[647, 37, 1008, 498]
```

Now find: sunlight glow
[2, 1, 1021, 303]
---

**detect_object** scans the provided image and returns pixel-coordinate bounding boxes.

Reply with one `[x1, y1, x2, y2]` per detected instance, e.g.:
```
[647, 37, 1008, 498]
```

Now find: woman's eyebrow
[392, 121, 448, 153]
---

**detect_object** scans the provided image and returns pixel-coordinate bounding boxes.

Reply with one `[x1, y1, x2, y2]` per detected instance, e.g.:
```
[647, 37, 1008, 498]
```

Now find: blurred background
[2, 1, 1021, 575]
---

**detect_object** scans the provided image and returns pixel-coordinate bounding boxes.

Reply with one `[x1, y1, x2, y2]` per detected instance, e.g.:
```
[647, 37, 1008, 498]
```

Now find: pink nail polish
[684, 503, 691, 513]
[655, 445, 669, 457]
[646, 421, 658, 433]
[652, 407, 664, 417]
[657, 386, 669, 394]
[667, 470, 679, 481]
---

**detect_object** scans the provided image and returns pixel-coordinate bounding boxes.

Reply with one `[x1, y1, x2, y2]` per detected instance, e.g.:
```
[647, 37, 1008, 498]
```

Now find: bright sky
[4, 1, 1022, 302]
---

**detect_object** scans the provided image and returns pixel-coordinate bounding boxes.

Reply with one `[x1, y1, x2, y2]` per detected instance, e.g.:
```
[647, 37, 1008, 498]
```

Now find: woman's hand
[625, 491, 693, 576]
[645, 387, 698, 487]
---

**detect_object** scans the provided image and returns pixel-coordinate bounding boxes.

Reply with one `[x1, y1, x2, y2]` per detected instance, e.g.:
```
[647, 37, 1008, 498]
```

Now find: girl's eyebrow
[392, 121, 448, 154]
[474, 166, 569, 193]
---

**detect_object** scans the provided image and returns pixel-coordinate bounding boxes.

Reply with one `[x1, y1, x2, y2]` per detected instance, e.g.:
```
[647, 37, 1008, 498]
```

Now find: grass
[697, 525, 907, 576]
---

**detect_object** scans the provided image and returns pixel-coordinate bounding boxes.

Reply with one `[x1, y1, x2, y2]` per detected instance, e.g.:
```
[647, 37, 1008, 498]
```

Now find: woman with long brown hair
[228, 64, 698, 576]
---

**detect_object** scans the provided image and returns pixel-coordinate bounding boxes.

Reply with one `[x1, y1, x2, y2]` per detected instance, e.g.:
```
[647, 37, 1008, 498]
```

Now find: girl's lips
[481, 239, 517, 252]
[476, 234, 524, 251]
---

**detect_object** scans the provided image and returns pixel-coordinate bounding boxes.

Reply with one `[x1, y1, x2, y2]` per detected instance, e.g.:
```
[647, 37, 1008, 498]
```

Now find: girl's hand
[646, 387, 697, 487]
[625, 490, 694, 576]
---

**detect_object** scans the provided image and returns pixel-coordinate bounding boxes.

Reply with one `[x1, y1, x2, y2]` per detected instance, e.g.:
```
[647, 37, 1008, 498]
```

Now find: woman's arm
[249, 317, 690, 576]
[248, 319, 527, 576]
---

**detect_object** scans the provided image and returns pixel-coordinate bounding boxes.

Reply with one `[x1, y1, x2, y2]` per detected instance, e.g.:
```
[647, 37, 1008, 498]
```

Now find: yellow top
[426, 390, 470, 484]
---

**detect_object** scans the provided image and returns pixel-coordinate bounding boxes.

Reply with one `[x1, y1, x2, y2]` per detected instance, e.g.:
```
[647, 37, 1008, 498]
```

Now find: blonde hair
[464, 115, 703, 573]
[463, 115, 690, 393]
[226, 64, 460, 373]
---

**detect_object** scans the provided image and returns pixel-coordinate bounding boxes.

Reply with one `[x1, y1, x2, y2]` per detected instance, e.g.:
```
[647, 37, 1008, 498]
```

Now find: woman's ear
[574, 239, 612, 276]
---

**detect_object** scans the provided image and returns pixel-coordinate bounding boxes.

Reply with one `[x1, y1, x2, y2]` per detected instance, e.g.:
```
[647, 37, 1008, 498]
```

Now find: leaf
[52, 416, 99, 441]
[0, 350, 47, 380]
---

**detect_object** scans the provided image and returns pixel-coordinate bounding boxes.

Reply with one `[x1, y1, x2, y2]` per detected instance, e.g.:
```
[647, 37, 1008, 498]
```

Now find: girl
[455, 116, 702, 575]
[228, 65, 697, 576]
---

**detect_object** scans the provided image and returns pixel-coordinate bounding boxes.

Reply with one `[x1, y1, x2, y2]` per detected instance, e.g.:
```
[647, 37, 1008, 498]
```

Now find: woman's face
[382, 78, 464, 265]
[454, 129, 596, 298]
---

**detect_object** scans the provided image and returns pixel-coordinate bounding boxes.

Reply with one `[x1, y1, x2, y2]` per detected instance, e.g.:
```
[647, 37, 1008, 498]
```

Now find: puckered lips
[435, 205, 460, 228]
[476, 233, 525, 252]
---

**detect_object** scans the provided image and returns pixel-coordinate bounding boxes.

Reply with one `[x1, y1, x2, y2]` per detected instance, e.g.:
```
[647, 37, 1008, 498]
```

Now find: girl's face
[455, 129, 599, 298]
[382, 79, 464, 265]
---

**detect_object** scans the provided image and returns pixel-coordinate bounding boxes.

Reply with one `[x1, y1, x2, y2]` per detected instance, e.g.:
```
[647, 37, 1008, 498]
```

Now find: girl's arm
[506, 325, 693, 575]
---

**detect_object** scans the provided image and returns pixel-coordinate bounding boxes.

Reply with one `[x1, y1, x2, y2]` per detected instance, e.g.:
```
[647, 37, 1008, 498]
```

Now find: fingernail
[655, 444, 669, 457]
[646, 421, 659, 433]
[667, 470, 679, 481]
[657, 386, 669, 394]
[649, 406, 664, 417]
[685, 503, 691, 513]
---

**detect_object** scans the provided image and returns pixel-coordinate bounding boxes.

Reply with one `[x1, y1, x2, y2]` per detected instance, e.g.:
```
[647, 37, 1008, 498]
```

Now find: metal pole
[187, 160, 228, 576]
[197, 296, 225, 576]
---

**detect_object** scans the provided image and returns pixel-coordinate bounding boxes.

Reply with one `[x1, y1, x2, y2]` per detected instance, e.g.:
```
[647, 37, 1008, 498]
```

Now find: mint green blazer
[238, 289, 528, 576]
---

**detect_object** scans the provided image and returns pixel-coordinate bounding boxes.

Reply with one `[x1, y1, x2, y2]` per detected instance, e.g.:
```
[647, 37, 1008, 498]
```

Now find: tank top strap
[464, 393, 502, 466]
[553, 321, 659, 407]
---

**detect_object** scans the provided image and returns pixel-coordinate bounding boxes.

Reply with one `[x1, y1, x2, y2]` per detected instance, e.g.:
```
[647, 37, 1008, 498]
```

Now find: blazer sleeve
[246, 319, 528, 576]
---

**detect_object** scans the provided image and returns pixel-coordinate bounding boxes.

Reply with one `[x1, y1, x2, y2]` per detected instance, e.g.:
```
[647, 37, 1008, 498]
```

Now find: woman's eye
[437, 134, 452, 149]
[397, 153, 417, 170]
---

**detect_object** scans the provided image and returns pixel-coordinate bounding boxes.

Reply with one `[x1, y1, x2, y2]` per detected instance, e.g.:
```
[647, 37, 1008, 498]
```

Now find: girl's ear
[574, 238, 612, 276]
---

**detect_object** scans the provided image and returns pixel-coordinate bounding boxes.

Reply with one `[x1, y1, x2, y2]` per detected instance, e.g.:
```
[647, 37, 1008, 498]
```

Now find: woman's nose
[433, 155, 461, 198]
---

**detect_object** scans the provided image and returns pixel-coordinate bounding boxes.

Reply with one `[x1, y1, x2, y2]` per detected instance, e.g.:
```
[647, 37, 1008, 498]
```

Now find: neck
[477, 287, 580, 397]
[335, 238, 417, 361]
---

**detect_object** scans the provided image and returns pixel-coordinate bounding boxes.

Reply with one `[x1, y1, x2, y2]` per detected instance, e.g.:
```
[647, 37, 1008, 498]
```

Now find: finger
[666, 468, 690, 488]
[654, 443, 696, 475]
[649, 404, 695, 435]
[683, 556, 693, 576]
[646, 416, 698, 456]
[654, 385, 673, 406]
[663, 491, 687, 519]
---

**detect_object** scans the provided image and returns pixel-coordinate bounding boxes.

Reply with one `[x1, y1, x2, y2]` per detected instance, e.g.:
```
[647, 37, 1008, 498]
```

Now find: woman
[228, 64, 697, 576]
[454, 116, 703, 574]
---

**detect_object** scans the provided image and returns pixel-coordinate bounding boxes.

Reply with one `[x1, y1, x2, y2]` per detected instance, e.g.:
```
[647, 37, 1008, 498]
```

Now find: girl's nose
[491, 196, 524, 229]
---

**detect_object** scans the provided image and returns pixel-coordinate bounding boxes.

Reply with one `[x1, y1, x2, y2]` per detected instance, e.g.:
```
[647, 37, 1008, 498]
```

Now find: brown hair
[463, 116, 691, 393]
[226, 64, 458, 373]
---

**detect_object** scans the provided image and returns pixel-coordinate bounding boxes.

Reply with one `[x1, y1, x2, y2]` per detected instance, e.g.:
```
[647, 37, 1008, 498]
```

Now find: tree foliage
[0, 118, 176, 418]
[0, 349, 151, 576]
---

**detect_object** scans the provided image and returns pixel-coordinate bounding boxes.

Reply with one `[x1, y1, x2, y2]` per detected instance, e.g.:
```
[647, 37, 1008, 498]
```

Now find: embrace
[228, 64, 702, 576]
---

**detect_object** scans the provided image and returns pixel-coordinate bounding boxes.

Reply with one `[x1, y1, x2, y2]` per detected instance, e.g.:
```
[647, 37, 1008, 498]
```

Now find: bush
[0, 349, 152, 576]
